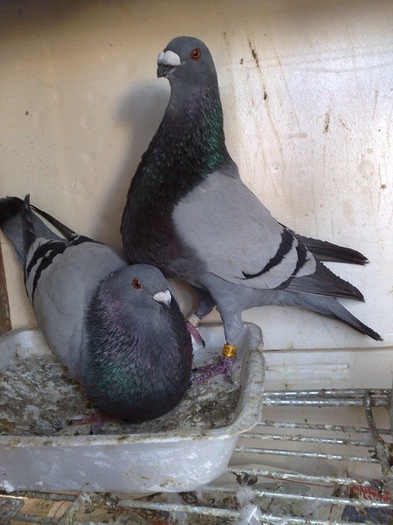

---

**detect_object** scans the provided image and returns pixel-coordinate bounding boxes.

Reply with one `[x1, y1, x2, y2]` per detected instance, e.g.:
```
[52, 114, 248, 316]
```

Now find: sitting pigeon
[120, 36, 381, 379]
[0, 196, 192, 423]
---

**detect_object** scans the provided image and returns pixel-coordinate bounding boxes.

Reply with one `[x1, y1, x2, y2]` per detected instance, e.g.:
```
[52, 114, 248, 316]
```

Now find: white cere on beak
[157, 50, 181, 67]
[153, 289, 172, 306]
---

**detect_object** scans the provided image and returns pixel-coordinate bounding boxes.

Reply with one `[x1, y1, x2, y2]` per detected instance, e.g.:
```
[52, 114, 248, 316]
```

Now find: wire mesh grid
[1, 388, 393, 524]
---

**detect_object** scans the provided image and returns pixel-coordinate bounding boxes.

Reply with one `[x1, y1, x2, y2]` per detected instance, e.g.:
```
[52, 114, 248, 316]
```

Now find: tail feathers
[290, 293, 382, 341]
[0, 196, 24, 226]
[0, 196, 28, 264]
[21, 195, 37, 257]
[333, 303, 382, 341]
[286, 262, 365, 302]
[0, 196, 60, 265]
[29, 202, 77, 241]
[324, 299, 382, 341]
[293, 233, 368, 265]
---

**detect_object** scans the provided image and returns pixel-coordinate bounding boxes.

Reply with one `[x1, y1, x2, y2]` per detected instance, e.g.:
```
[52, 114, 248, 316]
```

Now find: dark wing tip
[286, 261, 366, 302]
[293, 233, 369, 266]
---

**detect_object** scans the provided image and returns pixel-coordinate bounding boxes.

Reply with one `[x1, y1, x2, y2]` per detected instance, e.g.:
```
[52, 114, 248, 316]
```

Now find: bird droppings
[0, 350, 241, 437]
[324, 110, 330, 133]
[0, 324, 266, 492]
[339, 118, 351, 131]
[248, 40, 260, 69]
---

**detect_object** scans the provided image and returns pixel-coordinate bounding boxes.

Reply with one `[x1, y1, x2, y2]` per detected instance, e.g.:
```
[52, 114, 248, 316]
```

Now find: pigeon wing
[173, 172, 363, 300]
[28, 240, 127, 378]
[173, 172, 317, 290]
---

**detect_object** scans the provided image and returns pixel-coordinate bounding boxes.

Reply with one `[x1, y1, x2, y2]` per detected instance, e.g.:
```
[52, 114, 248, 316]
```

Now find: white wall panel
[1, 0, 392, 349]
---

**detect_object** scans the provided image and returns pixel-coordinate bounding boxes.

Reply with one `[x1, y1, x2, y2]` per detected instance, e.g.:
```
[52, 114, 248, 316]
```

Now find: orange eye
[132, 279, 142, 289]
[191, 48, 201, 60]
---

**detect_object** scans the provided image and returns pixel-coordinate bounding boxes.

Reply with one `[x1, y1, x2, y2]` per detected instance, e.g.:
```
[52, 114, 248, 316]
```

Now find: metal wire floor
[1, 388, 393, 524]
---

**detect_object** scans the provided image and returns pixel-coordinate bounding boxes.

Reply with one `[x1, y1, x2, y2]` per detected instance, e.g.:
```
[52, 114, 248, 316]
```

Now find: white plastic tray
[0, 322, 264, 493]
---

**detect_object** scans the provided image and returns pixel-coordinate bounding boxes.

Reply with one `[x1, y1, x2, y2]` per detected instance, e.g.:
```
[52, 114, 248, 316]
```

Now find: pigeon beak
[153, 289, 172, 306]
[157, 50, 181, 78]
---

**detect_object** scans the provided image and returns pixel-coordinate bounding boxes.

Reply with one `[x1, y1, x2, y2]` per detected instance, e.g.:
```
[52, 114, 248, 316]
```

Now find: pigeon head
[103, 264, 173, 312]
[154, 36, 230, 173]
[157, 36, 218, 89]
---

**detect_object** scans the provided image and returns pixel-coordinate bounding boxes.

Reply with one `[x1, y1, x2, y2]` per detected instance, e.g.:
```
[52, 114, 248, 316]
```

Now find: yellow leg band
[222, 344, 237, 359]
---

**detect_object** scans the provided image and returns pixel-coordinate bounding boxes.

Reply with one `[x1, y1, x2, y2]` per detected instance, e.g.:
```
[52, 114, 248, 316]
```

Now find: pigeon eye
[132, 279, 142, 289]
[191, 48, 201, 60]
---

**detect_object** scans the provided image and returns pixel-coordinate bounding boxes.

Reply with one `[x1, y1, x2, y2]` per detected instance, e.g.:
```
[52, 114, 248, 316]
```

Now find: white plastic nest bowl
[0, 323, 264, 493]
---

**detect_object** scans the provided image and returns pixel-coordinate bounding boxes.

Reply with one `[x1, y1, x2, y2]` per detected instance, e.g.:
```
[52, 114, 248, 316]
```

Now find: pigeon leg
[186, 312, 205, 346]
[195, 288, 216, 318]
[186, 288, 216, 346]
[192, 308, 244, 384]
[69, 411, 114, 434]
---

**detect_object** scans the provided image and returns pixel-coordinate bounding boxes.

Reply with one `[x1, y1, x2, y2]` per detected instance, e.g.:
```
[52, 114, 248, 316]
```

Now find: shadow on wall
[91, 81, 169, 245]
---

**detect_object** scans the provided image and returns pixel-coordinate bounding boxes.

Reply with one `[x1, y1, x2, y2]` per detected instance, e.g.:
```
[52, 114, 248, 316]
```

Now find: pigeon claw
[191, 356, 234, 385]
[222, 356, 234, 382]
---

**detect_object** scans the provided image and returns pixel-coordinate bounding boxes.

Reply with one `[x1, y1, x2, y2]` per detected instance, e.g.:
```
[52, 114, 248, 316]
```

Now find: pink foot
[69, 411, 115, 434]
[192, 356, 234, 385]
[186, 313, 205, 347]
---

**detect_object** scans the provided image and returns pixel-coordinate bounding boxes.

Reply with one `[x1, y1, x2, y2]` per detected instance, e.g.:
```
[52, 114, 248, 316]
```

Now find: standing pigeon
[121, 36, 381, 379]
[0, 196, 192, 423]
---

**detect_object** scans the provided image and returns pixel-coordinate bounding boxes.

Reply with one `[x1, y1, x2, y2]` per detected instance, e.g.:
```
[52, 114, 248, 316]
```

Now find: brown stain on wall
[248, 39, 268, 100]
[323, 109, 330, 133]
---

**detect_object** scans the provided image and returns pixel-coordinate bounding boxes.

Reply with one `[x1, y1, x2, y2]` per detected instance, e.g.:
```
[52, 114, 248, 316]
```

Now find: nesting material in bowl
[0, 323, 264, 493]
